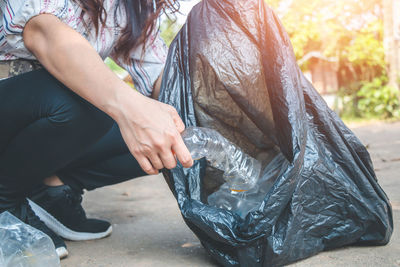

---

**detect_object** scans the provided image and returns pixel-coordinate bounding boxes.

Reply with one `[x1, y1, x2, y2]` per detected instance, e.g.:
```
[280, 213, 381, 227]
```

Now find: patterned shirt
[0, 0, 167, 96]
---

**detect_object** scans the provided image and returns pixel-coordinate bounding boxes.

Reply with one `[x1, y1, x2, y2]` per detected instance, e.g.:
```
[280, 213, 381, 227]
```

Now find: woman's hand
[23, 14, 193, 174]
[115, 89, 193, 174]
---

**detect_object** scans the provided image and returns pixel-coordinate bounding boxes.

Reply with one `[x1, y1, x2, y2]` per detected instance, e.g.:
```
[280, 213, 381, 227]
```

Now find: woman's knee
[13, 68, 114, 140]
[44, 84, 114, 139]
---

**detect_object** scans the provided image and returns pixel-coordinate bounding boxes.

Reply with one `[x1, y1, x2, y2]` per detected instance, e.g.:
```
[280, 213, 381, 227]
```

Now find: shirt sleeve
[111, 31, 168, 97]
[3, 0, 70, 59]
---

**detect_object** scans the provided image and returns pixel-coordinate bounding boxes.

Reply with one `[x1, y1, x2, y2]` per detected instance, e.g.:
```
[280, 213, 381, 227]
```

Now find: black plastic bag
[158, 0, 393, 266]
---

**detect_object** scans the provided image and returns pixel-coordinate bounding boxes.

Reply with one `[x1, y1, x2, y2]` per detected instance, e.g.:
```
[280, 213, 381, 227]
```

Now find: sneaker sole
[28, 199, 112, 241]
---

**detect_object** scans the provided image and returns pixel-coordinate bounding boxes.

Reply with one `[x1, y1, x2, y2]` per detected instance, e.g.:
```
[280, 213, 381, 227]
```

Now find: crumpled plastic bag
[0, 211, 60, 267]
[158, 0, 393, 266]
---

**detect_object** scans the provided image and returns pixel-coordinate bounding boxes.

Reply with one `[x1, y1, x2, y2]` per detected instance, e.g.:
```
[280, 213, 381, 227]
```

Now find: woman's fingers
[147, 152, 164, 170]
[134, 153, 158, 175]
[159, 151, 177, 169]
[166, 107, 193, 168]
[173, 115, 185, 133]
[172, 135, 193, 168]
[165, 104, 186, 133]
[163, 104, 193, 168]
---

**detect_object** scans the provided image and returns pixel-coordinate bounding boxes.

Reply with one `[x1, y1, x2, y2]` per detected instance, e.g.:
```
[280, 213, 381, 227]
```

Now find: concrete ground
[62, 121, 400, 267]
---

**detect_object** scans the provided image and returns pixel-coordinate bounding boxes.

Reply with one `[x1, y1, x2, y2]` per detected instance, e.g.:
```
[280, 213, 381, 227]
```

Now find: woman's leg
[0, 68, 114, 257]
[14, 74, 148, 241]
[57, 123, 147, 193]
[30, 124, 146, 243]
[0, 68, 113, 208]
[28, 113, 148, 242]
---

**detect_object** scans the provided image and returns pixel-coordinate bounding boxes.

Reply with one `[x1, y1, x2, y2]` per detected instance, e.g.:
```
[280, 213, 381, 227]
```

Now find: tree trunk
[384, 0, 400, 93]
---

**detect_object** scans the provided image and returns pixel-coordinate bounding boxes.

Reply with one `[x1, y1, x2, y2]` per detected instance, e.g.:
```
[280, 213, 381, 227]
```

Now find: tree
[266, 0, 385, 92]
[265, 0, 400, 119]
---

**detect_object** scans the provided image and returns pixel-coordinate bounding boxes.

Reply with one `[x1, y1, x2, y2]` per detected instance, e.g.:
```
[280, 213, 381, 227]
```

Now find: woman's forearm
[23, 14, 135, 120]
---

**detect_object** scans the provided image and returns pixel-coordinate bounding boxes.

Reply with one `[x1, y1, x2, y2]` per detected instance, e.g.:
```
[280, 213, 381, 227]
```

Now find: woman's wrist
[104, 83, 143, 123]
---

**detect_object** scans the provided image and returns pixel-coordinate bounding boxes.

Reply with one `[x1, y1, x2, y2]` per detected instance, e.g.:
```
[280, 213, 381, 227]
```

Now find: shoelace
[63, 189, 87, 223]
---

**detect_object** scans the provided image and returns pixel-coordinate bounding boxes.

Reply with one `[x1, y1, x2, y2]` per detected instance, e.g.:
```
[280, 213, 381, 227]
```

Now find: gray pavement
[62, 121, 400, 267]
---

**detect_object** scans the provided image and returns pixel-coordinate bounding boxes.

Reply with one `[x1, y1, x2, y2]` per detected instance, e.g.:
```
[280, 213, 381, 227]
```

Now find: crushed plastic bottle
[0, 211, 60, 267]
[182, 126, 266, 218]
[181, 126, 262, 191]
[207, 154, 285, 218]
[207, 183, 264, 218]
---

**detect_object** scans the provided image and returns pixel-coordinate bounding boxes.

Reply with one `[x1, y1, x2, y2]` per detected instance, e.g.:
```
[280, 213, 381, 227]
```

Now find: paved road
[63, 121, 400, 267]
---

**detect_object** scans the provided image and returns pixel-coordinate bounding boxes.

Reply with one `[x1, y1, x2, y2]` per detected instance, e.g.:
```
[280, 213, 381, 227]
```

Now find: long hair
[75, 0, 178, 63]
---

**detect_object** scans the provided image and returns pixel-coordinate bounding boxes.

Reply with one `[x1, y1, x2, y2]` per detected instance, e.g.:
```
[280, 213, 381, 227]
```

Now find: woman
[0, 0, 193, 259]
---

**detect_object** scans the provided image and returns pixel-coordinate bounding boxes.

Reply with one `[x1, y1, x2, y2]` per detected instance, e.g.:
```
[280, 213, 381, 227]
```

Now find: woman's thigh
[0, 69, 113, 188]
[0, 69, 110, 150]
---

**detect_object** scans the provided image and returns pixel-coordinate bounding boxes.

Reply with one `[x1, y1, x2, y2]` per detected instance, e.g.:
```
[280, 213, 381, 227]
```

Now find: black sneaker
[6, 199, 68, 259]
[28, 185, 112, 241]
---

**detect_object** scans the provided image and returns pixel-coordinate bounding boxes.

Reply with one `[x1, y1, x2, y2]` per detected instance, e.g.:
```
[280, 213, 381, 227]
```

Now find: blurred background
[106, 0, 400, 122]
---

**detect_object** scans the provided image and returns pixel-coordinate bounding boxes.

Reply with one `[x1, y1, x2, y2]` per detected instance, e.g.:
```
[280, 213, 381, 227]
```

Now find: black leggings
[0, 69, 146, 209]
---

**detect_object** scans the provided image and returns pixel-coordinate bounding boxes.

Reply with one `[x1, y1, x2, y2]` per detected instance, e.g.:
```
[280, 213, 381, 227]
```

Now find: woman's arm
[23, 14, 193, 174]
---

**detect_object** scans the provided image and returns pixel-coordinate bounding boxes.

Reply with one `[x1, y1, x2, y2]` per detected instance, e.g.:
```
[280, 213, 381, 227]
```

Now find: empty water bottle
[181, 126, 262, 191]
[207, 182, 265, 218]
[0, 211, 60, 267]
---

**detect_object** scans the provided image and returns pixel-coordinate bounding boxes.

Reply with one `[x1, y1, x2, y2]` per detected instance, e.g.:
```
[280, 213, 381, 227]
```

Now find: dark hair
[75, 0, 178, 63]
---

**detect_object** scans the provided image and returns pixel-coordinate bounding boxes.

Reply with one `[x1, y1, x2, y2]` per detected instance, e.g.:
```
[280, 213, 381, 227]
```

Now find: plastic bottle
[181, 126, 262, 191]
[0, 211, 60, 267]
[207, 182, 265, 218]
[182, 127, 266, 218]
